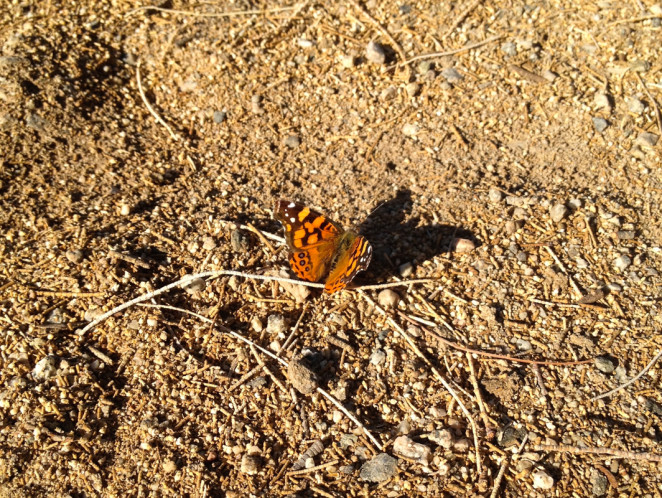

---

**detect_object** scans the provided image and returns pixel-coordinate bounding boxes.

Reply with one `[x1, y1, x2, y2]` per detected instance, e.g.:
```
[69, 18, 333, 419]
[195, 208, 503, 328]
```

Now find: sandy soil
[1, 0, 661, 496]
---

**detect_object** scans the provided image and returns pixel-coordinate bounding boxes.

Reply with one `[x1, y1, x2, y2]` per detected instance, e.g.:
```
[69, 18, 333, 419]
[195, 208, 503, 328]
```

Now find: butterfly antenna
[364, 199, 388, 221]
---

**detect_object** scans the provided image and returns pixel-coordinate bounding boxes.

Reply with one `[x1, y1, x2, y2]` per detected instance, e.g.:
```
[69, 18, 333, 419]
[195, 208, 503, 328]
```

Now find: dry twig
[136, 62, 179, 141]
[591, 346, 662, 401]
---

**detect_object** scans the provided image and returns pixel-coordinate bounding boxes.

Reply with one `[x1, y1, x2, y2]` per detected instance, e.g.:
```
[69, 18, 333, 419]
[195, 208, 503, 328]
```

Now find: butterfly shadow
[354, 189, 478, 288]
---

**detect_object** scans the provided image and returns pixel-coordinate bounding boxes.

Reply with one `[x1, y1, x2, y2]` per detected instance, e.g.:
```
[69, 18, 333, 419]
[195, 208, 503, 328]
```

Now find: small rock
[626, 97, 645, 115]
[33, 355, 59, 381]
[635, 131, 659, 147]
[65, 249, 84, 264]
[240, 454, 261, 475]
[266, 314, 288, 335]
[452, 238, 476, 253]
[340, 434, 358, 449]
[230, 229, 251, 252]
[429, 405, 446, 419]
[453, 438, 470, 452]
[594, 356, 616, 374]
[378, 289, 400, 308]
[184, 277, 206, 295]
[613, 255, 632, 271]
[644, 398, 662, 416]
[251, 316, 263, 332]
[381, 86, 398, 100]
[339, 464, 355, 474]
[370, 348, 387, 366]
[488, 187, 504, 202]
[365, 41, 387, 64]
[405, 82, 420, 97]
[163, 460, 177, 473]
[629, 60, 650, 72]
[417, 60, 433, 73]
[592, 117, 608, 133]
[287, 358, 319, 395]
[441, 67, 463, 83]
[501, 42, 517, 56]
[202, 236, 217, 250]
[284, 134, 300, 148]
[532, 469, 554, 490]
[359, 453, 398, 482]
[84, 307, 104, 322]
[402, 123, 419, 137]
[425, 429, 453, 449]
[542, 70, 558, 82]
[297, 38, 313, 48]
[616, 230, 635, 240]
[593, 92, 611, 112]
[213, 110, 226, 123]
[120, 203, 131, 216]
[340, 54, 356, 68]
[251, 94, 263, 114]
[590, 469, 609, 496]
[549, 203, 568, 222]
[392, 436, 432, 464]
[398, 262, 414, 277]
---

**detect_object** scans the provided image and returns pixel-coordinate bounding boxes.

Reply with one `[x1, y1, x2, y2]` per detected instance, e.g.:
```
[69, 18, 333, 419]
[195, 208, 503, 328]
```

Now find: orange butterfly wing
[275, 200, 372, 293]
[275, 200, 342, 283]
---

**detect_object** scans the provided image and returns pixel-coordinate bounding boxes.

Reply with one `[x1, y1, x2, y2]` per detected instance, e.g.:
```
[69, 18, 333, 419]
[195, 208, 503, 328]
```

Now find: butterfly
[274, 200, 372, 294]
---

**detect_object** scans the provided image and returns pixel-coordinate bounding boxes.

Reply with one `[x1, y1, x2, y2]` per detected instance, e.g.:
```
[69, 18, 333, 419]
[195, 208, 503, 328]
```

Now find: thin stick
[286, 459, 339, 476]
[466, 353, 491, 432]
[534, 443, 662, 463]
[421, 325, 592, 366]
[490, 435, 528, 498]
[399, 35, 503, 67]
[246, 222, 277, 255]
[33, 290, 106, 298]
[359, 290, 482, 474]
[591, 347, 662, 401]
[357, 279, 436, 290]
[608, 14, 662, 25]
[635, 72, 662, 138]
[443, 0, 483, 39]
[136, 62, 179, 141]
[126, 5, 298, 18]
[281, 303, 308, 353]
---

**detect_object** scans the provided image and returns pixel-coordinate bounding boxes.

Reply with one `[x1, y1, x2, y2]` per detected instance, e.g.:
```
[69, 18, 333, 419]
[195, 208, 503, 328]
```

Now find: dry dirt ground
[1, 0, 662, 496]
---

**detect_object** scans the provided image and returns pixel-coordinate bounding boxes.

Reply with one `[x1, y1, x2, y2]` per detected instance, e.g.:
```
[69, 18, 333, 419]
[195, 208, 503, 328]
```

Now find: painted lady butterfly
[274, 200, 372, 293]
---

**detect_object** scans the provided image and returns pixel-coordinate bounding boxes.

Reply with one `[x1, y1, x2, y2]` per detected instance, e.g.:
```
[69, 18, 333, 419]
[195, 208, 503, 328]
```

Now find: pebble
[425, 429, 453, 449]
[488, 187, 504, 202]
[240, 454, 261, 475]
[542, 69, 558, 82]
[501, 41, 517, 56]
[370, 348, 387, 366]
[381, 86, 397, 100]
[230, 229, 250, 252]
[162, 460, 177, 473]
[629, 60, 650, 72]
[417, 60, 433, 73]
[266, 314, 288, 335]
[429, 405, 447, 419]
[635, 131, 659, 147]
[590, 469, 609, 496]
[184, 277, 206, 295]
[532, 469, 555, 490]
[340, 54, 356, 68]
[65, 249, 84, 264]
[549, 203, 568, 222]
[247, 318, 262, 335]
[213, 110, 226, 123]
[339, 464, 355, 474]
[644, 398, 662, 416]
[441, 67, 463, 83]
[120, 203, 131, 216]
[613, 255, 631, 271]
[616, 230, 635, 241]
[297, 38, 313, 48]
[626, 97, 645, 115]
[287, 358, 319, 395]
[593, 92, 611, 112]
[378, 289, 400, 308]
[284, 134, 300, 148]
[452, 238, 476, 253]
[392, 436, 432, 464]
[402, 123, 419, 136]
[594, 356, 616, 374]
[251, 94, 263, 114]
[453, 438, 470, 452]
[365, 41, 387, 64]
[32, 355, 59, 381]
[398, 262, 414, 277]
[359, 453, 398, 482]
[84, 307, 104, 322]
[592, 117, 608, 133]
[202, 236, 216, 250]
[405, 82, 420, 97]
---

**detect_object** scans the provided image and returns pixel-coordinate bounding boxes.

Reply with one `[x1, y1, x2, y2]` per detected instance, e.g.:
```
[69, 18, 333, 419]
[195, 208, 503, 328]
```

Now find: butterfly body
[274, 200, 372, 293]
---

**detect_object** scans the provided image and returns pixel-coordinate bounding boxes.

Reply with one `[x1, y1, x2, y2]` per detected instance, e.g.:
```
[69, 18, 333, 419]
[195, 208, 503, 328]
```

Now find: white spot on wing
[290, 217, 296, 223]
[288, 202, 295, 208]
